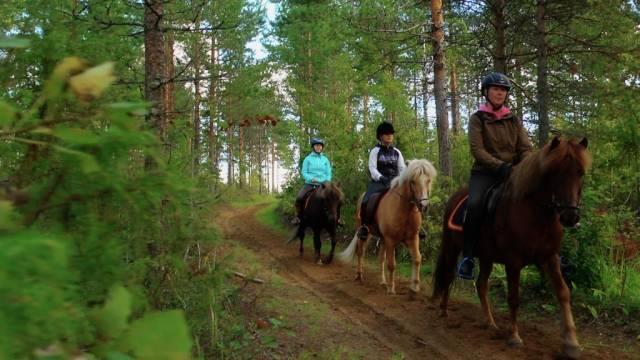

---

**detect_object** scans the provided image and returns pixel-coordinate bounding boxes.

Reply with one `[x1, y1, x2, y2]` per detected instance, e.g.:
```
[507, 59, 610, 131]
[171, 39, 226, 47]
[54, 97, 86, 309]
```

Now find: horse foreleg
[543, 256, 580, 359]
[505, 266, 523, 347]
[313, 230, 322, 265]
[385, 242, 397, 295]
[378, 240, 387, 287]
[408, 235, 422, 295]
[325, 231, 337, 264]
[477, 260, 498, 330]
[297, 226, 305, 258]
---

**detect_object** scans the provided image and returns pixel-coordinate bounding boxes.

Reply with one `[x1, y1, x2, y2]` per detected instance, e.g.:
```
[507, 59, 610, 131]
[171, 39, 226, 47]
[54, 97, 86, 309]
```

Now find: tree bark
[209, 32, 220, 186]
[144, 0, 166, 162]
[536, 0, 550, 146]
[165, 32, 175, 125]
[431, 0, 452, 176]
[490, 0, 507, 73]
[192, 22, 202, 175]
[450, 63, 460, 134]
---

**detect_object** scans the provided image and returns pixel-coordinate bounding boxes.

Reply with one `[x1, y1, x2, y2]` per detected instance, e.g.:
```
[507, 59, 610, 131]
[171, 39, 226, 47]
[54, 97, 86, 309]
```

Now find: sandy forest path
[215, 203, 638, 359]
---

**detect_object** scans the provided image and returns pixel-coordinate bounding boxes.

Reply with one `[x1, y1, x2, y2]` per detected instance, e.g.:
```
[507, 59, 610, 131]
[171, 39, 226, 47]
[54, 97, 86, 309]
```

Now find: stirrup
[457, 257, 475, 280]
[291, 217, 300, 225]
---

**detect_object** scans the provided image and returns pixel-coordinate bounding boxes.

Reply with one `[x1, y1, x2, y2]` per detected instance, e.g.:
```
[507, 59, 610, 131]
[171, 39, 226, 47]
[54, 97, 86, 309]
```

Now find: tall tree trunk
[239, 125, 244, 189]
[209, 32, 220, 187]
[422, 23, 430, 130]
[450, 63, 460, 134]
[363, 88, 369, 132]
[536, 0, 550, 146]
[192, 24, 202, 175]
[165, 32, 175, 125]
[490, 0, 507, 73]
[271, 140, 276, 193]
[227, 125, 234, 186]
[144, 0, 166, 160]
[431, 0, 452, 176]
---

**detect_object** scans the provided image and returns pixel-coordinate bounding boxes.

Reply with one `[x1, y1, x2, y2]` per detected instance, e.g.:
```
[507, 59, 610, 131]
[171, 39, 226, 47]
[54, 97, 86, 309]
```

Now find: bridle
[544, 193, 581, 213]
[394, 179, 430, 212]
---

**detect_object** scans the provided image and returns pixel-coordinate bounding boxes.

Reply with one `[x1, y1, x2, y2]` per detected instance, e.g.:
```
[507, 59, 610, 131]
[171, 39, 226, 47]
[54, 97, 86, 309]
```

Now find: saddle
[360, 190, 389, 233]
[447, 183, 504, 232]
[301, 187, 318, 213]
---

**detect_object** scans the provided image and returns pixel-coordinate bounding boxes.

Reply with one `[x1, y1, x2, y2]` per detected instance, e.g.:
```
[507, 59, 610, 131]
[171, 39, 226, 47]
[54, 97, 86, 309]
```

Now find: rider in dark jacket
[457, 72, 533, 280]
[357, 122, 406, 238]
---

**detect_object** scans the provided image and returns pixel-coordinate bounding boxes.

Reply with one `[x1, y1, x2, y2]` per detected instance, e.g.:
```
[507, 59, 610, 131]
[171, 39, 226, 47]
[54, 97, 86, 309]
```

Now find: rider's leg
[458, 171, 497, 280]
[292, 184, 312, 224]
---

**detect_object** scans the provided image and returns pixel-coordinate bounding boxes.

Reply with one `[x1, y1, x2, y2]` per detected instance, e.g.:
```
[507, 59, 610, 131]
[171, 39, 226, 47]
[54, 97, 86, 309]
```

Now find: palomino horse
[288, 182, 344, 264]
[432, 137, 591, 359]
[339, 159, 437, 295]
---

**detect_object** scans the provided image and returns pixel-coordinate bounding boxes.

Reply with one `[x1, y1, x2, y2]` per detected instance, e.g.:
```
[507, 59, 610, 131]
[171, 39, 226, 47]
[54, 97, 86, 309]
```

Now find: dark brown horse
[288, 182, 344, 264]
[432, 137, 591, 359]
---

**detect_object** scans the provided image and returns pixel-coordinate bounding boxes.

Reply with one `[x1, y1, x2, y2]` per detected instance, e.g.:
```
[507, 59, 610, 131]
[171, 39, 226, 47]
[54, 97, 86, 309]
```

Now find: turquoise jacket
[301, 152, 332, 184]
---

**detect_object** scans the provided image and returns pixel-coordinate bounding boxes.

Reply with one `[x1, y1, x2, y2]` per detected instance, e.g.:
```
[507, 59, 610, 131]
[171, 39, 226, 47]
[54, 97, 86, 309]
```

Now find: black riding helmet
[310, 137, 324, 148]
[376, 121, 395, 140]
[481, 72, 511, 98]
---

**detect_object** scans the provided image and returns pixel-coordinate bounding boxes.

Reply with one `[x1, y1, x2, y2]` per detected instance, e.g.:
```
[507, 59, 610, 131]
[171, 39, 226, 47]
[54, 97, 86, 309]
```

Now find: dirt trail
[216, 204, 638, 359]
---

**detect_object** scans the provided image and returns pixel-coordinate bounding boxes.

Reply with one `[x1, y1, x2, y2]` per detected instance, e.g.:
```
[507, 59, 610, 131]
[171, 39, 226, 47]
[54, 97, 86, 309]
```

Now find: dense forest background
[1, 0, 638, 358]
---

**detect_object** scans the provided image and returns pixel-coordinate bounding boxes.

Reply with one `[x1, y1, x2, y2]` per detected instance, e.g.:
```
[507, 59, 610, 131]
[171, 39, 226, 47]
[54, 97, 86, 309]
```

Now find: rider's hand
[379, 175, 389, 185]
[311, 178, 318, 183]
[497, 162, 512, 180]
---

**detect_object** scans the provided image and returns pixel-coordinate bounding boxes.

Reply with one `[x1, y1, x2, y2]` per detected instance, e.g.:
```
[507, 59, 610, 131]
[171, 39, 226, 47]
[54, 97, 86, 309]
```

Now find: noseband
[395, 181, 429, 212]
[544, 193, 581, 213]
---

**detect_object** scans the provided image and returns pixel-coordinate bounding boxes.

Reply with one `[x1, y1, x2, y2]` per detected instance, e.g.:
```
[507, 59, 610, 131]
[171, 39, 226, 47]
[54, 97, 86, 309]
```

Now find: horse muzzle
[559, 209, 580, 228]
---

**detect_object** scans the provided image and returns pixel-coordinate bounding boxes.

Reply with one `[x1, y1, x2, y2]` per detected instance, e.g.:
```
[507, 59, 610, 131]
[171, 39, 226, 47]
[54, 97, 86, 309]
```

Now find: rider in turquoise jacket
[293, 137, 339, 225]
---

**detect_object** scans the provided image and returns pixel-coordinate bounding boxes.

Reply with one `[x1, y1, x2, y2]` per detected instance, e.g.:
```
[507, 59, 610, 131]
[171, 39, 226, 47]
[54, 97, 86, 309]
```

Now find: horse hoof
[355, 274, 363, 282]
[438, 310, 449, 318]
[316, 258, 323, 265]
[386, 288, 396, 295]
[507, 336, 523, 347]
[561, 343, 581, 359]
[408, 289, 419, 301]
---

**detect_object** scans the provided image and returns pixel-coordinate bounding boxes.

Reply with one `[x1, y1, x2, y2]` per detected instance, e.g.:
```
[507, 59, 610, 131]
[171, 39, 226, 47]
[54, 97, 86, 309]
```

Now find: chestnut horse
[288, 182, 344, 264]
[339, 159, 437, 295]
[432, 137, 591, 359]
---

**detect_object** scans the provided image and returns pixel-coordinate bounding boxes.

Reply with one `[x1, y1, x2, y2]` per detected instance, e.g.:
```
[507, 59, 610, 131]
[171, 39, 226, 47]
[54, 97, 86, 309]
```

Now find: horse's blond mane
[391, 159, 437, 191]
[509, 138, 592, 200]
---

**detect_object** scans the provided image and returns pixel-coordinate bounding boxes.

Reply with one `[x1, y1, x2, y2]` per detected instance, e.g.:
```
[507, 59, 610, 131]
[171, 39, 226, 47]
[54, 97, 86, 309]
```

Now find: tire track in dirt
[217, 204, 638, 360]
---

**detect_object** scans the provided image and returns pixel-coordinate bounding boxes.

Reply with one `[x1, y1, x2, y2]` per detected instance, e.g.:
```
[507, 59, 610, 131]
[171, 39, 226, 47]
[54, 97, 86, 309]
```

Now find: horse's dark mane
[508, 138, 592, 201]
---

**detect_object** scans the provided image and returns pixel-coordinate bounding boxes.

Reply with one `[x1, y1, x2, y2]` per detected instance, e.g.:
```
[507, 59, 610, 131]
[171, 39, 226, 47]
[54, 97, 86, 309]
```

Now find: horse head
[318, 182, 344, 224]
[511, 136, 591, 228]
[392, 159, 437, 213]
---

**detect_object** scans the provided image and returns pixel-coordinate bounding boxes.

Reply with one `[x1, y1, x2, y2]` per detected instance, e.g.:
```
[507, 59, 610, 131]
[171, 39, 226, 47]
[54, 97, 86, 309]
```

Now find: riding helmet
[310, 137, 324, 147]
[376, 121, 395, 139]
[481, 72, 511, 97]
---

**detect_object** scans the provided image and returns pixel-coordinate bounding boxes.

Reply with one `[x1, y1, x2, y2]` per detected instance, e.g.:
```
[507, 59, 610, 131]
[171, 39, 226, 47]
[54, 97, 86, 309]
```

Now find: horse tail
[337, 232, 360, 263]
[286, 224, 303, 244]
[432, 229, 458, 299]
[432, 189, 466, 299]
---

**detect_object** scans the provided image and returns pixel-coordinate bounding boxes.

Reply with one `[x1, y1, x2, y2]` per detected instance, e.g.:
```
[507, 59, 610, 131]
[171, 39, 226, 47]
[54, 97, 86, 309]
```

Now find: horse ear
[579, 137, 588, 149]
[549, 136, 561, 150]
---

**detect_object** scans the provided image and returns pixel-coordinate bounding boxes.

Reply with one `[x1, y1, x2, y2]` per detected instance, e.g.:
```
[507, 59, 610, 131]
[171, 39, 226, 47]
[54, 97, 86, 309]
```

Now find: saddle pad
[447, 195, 468, 232]
[361, 190, 388, 226]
